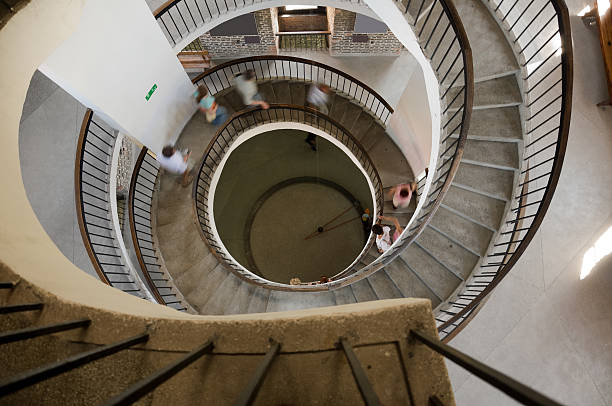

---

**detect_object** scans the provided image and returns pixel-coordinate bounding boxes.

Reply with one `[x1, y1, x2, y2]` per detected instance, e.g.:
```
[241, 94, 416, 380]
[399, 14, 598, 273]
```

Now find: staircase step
[329, 94, 350, 123]
[466, 106, 522, 141]
[350, 112, 375, 141]
[185, 263, 229, 312]
[265, 291, 336, 312]
[257, 81, 277, 104]
[224, 279, 256, 314]
[220, 88, 246, 111]
[448, 75, 521, 107]
[400, 244, 461, 299]
[289, 82, 307, 106]
[460, 139, 519, 170]
[367, 270, 404, 299]
[272, 80, 292, 104]
[200, 272, 241, 315]
[156, 201, 193, 227]
[361, 122, 386, 151]
[368, 135, 415, 187]
[333, 286, 357, 305]
[453, 0, 519, 78]
[351, 279, 378, 302]
[443, 185, 507, 230]
[417, 226, 479, 280]
[246, 288, 271, 313]
[340, 102, 364, 130]
[453, 162, 515, 201]
[429, 206, 494, 256]
[384, 259, 442, 307]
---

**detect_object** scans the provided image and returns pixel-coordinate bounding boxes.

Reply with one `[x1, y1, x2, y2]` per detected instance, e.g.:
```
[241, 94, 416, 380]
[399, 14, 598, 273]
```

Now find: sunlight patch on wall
[580, 225, 612, 280]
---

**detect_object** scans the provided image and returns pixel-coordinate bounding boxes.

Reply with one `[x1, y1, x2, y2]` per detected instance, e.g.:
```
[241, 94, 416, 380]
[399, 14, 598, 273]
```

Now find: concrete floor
[18, 70, 96, 278]
[250, 182, 365, 282]
[447, 2, 612, 405]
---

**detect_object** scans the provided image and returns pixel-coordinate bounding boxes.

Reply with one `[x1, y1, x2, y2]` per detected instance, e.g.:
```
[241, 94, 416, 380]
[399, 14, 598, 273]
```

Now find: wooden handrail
[74, 109, 111, 285]
[437, 0, 573, 336]
[190, 55, 394, 116]
[128, 148, 165, 305]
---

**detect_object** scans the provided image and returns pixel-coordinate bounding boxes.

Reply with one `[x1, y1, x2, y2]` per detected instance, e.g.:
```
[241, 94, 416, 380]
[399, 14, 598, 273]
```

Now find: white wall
[387, 67, 432, 175]
[362, 0, 440, 177]
[39, 0, 196, 154]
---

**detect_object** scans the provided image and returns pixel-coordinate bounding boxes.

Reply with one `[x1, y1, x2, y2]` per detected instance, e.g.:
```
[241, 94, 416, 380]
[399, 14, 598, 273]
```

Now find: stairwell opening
[212, 129, 374, 283]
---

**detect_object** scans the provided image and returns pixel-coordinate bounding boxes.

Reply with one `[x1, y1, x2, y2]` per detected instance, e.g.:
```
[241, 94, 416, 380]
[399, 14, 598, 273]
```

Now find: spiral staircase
[1, 0, 572, 403]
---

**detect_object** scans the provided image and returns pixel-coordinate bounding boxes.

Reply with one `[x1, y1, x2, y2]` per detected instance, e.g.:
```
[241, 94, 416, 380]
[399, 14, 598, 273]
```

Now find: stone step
[223, 278, 257, 315]
[246, 288, 271, 313]
[289, 82, 307, 106]
[272, 80, 292, 104]
[466, 106, 523, 141]
[453, 162, 515, 201]
[339, 102, 364, 130]
[442, 185, 507, 230]
[367, 270, 404, 299]
[329, 94, 350, 123]
[384, 259, 442, 307]
[416, 225, 479, 280]
[351, 278, 378, 302]
[448, 75, 521, 107]
[429, 205, 494, 256]
[265, 290, 336, 312]
[458, 139, 520, 170]
[257, 81, 277, 104]
[200, 272, 245, 315]
[184, 263, 230, 312]
[350, 111, 376, 141]
[400, 244, 462, 300]
[333, 286, 357, 305]
[368, 135, 415, 187]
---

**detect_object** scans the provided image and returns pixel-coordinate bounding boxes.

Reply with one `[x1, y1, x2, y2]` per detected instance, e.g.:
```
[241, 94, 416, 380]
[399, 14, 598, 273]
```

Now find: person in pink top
[387, 182, 417, 209]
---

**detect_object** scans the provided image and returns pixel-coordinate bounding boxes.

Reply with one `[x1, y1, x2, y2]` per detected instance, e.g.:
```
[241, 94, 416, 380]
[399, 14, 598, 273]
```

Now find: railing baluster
[232, 340, 280, 406]
[338, 338, 382, 406]
[0, 303, 44, 314]
[0, 319, 91, 345]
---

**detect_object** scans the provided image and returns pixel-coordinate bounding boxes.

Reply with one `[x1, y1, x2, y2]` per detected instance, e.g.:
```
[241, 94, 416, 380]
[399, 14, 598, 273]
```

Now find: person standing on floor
[234, 69, 269, 110]
[372, 215, 404, 254]
[157, 145, 192, 187]
[193, 85, 228, 126]
[387, 182, 417, 210]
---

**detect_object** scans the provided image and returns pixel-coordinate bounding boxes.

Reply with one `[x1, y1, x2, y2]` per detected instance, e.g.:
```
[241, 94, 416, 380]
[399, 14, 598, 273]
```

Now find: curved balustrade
[75, 110, 148, 298]
[191, 55, 394, 125]
[435, 0, 572, 340]
[193, 104, 384, 289]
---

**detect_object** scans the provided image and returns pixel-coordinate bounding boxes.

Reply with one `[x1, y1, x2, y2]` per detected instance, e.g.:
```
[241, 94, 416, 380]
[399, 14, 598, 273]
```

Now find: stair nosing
[413, 240, 465, 281]
[426, 224, 482, 258]
[451, 181, 509, 202]
[439, 203, 497, 232]
[397, 255, 444, 302]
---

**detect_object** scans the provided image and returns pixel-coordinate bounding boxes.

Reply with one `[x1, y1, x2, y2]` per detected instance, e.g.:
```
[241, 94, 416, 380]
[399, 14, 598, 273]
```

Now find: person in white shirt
[157, 145, 192, 186]
[234, 70, 269, 109]
[372, 215, 404, 253]
[306, 83, 331, 114]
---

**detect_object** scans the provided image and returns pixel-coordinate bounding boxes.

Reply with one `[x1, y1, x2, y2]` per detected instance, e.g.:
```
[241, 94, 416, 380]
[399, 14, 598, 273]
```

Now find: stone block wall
[278, 14, 328, 32]
[199, 10, 277, 58]
[329, 9, 402, 56]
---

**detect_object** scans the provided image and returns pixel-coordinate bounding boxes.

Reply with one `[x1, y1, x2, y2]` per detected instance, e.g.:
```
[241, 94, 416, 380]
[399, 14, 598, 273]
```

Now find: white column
[39, 0, 196, 154]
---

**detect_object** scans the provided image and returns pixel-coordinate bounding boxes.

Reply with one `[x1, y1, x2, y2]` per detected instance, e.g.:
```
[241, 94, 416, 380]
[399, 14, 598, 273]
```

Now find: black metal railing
[191, 55, 394, 125]
[276, 31, 330, 52]
[0, 280, 564, 406]
[75, 110, 147, 298]
[128, 147, 189, 311]
[435, 0, 573, 340]
[153, 0, 366, 48]
[193, 104, 384, 290]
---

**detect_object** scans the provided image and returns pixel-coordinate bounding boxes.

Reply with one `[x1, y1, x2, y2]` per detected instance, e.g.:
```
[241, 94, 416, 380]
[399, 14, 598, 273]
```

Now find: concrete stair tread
[416, 226, 479, 280]
[224, 280, 257, 314]
[449, 75, 521, 107]
[218, 88, 246, 111]
[265, 290, 336, 312]
[429, 206, 494, 256]
[333, 286, 357, 305]
[459, 139, 519, 169]
[289, 82, 307, 106]
[329, 94, 350, 122]
[156, 201, 193, 227]
[361, 123, 387, 151]
[465, 106, 522, 141]
[367, 271, 404, 299]
[351, 279, 378, 302]
[442, 185, 507, 230]
[257, 82, 277, 104]
[453, 162, 515, 201]
[400, 244, 461, 299]
[368, 135, 415, 187]
[339, 102, 364, 130]
[453, 0, 519, 78]
[184, 263, 230, 312]
[350, 112, 375, 141]
[273, 80, 292, 104]
[200, 272, 244, 315]
[383, 259, 442, 307]
[246, 288, 271, 313]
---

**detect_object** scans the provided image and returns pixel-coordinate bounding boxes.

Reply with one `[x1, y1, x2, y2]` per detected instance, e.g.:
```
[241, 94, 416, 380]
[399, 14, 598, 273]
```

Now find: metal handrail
[190, 55, 394, 125]
[128, 147, 189, 312]
[192, 104, 384, 290]
[74, 109, 147, 298]
[435, 0, 573, 340]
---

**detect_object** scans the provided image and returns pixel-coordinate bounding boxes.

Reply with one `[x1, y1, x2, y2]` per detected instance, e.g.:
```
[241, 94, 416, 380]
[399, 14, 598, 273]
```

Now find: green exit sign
[145, 84, 158, 101]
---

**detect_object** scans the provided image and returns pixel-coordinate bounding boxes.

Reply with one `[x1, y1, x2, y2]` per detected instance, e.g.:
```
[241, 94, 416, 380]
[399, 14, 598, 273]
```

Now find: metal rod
[233, 340, 281, 406]
[0, 333, 149, 396]
[0, 303, 44, 314]
[338, 337, 382, 406]
[411, 330, 564, 406]
[101, 340, 214, 406]
[0, 319, 91, 345]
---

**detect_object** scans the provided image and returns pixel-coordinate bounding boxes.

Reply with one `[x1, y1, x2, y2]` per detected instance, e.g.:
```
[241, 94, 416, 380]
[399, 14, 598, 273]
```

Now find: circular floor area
[249, 182, 366, 283]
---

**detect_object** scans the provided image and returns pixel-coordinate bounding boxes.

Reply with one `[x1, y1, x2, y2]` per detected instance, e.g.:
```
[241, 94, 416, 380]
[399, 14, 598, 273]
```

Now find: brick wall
[329, 9, 402, 56]
[199, 10, 277, 58]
